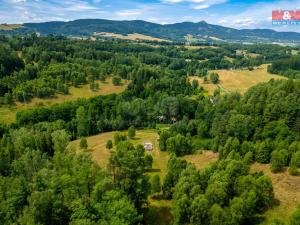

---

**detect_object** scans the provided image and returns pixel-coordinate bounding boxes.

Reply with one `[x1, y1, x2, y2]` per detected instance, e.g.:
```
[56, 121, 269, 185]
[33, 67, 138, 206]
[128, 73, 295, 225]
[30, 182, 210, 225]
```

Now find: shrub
[128, 125, 136, 139]
[192, 79, 199, 89]
[270, 149, 288, 173]
[106, 139, 113, 150]
[210, 73, 220, 84]
[113, 132, 127, 145]
[145, 154, 153, 169]
[80, 137, 88, 149]
[166, 134, 192, 156]
[112, 76, 121, 86]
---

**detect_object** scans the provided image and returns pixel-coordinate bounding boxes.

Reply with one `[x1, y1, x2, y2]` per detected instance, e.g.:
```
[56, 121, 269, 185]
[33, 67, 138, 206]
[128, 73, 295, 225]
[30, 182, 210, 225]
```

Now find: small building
[144, 142, 153, 151]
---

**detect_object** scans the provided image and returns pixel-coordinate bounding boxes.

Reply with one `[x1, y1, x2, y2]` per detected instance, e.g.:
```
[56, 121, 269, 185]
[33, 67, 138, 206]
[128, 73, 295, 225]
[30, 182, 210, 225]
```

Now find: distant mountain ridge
[2, 19, 300, 43]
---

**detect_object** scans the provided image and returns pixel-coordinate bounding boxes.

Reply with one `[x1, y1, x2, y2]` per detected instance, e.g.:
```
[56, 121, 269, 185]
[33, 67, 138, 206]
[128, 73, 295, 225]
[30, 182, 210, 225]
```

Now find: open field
[189, 64, 286, 95]
[73, 129, 222, 179]
[0, 24, 22, 30]
[94, 32, 169, 42]
[236, 49, 260, 58]
[224, 56, 234, 62]
[72, 129, 169, 178]
[251, 163, 300, 224]
[0, 78, 128, 124]
[183, 150, 219, 169]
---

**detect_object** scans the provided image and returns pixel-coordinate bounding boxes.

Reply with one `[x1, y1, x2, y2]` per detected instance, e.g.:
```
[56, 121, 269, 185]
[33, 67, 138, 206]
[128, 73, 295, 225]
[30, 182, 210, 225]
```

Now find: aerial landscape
[0, 0, 300, 225]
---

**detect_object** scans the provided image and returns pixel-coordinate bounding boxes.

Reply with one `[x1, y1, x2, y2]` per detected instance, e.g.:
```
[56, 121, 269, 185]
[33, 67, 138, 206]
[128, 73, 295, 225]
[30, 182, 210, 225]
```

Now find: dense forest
[268, 56, 300, 79]
[0, 34, 300, 225]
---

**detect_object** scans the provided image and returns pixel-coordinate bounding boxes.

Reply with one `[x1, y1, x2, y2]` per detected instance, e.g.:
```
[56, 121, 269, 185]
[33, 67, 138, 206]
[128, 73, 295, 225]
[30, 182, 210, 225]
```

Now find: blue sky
[1, 0, 300, 31]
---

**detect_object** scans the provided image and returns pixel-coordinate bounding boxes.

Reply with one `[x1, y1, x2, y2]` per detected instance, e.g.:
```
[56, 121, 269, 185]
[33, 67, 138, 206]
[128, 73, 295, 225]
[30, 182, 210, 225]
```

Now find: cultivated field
[0, 78, 128, 124]
[94, 32, 169, 42]
[190, 64, 286, 95]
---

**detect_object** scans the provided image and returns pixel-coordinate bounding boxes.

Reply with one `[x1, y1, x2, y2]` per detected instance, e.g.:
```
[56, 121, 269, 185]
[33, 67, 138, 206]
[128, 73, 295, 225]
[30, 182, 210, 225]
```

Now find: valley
[0, 29, 299, 225]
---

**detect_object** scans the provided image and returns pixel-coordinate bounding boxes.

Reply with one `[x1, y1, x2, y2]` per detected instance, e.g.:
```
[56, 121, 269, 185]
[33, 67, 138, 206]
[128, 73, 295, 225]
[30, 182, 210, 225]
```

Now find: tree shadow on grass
[249, 198, 281, 225]
[143, 205, 173, 225]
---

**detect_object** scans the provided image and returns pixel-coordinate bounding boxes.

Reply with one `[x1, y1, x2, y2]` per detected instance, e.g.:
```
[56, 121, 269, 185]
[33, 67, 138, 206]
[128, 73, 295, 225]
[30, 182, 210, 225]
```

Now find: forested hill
[2, 19, 300, 43]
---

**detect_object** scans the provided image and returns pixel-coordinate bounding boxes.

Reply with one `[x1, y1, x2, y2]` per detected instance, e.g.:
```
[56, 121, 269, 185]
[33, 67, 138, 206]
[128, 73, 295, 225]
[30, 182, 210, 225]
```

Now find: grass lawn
[72, 129, 169, 178]
[0, 78, 128, 124]
[189, 64, 286, 95]
[251, 163, 300, 224]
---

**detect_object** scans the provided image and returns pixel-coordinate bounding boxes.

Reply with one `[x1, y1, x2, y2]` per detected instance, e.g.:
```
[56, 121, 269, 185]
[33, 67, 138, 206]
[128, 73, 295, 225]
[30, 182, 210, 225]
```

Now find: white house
[144, 143, 153, 151]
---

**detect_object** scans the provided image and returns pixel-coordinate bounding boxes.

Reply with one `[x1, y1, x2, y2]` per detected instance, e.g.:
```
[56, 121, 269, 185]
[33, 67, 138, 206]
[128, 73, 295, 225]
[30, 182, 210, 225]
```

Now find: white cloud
[162, 0, 227, 10]
[10, 0, 27, 2]
[193, 4, 209, 9]
[162, 0, 207, 3]
[116, 10, 142, 16]
[232, 18, 255, 27]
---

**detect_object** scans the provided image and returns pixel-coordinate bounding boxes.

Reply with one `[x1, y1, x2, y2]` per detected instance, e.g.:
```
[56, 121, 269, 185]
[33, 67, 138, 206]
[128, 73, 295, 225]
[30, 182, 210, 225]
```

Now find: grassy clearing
[224, 56, 234, 63]
[236, 50, 260, 58]
[183, 150, 219, 170]
[72, 129, 172, 225]
[0, 24, 22, 30]
[291, 49, 299, 56]
[189, 64, 286, 95]
[72, 129, 169, 178]
[251, 163, 300, 224]
[94, 32, 169, 42]
[0, 78, 128, 124]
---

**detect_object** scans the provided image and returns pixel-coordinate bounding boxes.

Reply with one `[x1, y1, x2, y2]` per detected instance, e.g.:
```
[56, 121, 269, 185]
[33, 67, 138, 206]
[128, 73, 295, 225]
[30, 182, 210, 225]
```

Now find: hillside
[1, 35, 300, 225]
[2, 19, 300, 43]
[0, 78, 128, 124]
[190, 64, 286, 95]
